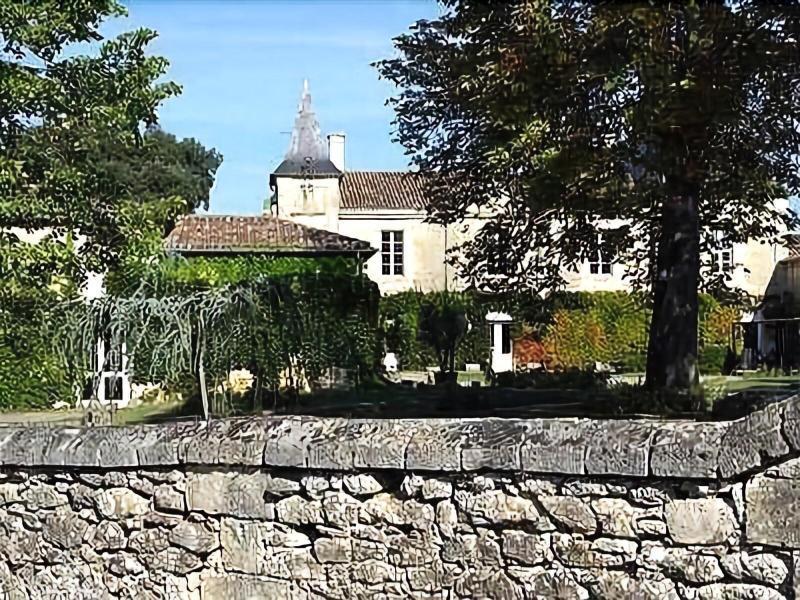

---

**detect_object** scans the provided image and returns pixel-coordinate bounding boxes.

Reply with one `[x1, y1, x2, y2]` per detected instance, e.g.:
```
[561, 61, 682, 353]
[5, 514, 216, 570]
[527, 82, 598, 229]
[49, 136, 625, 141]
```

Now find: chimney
[327, 133, 345, 172]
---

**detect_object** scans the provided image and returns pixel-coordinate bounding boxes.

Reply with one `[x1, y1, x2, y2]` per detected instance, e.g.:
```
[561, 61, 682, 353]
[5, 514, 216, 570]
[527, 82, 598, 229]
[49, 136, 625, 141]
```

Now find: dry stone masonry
[1, 395, 800, 598]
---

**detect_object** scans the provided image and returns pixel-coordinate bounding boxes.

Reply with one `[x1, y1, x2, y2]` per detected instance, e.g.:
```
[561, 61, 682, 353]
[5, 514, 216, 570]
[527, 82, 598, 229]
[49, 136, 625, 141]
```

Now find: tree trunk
[645, 190, 701, 399]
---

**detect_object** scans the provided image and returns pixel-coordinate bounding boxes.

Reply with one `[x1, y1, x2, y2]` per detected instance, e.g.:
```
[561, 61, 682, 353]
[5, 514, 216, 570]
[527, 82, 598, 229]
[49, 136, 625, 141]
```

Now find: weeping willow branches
[52, 274, 379, 419]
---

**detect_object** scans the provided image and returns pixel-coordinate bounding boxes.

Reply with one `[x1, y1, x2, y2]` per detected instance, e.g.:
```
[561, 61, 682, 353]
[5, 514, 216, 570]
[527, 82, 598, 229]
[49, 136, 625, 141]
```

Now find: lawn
[0, 373, 797, 425]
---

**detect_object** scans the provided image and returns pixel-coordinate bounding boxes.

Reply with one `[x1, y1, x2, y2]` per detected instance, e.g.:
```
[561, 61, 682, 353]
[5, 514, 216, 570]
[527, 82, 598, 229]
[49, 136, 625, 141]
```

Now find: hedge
[379, 290, 741, 375]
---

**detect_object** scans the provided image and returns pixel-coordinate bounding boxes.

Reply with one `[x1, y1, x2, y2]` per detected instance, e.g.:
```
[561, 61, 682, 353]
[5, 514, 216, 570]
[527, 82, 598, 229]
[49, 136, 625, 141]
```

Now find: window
[713, 248, 734, 273]
[487, 248, 512, 276]
[589, 234, 614, 275]
[381, 231, 404, 275]
[711, 231, 734, 274]
[300, 181, 314, 205]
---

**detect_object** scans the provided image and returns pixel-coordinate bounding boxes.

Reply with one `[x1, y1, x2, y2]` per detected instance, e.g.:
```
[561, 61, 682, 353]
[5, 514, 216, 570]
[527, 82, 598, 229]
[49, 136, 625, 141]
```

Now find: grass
[0, 372, 798, 425]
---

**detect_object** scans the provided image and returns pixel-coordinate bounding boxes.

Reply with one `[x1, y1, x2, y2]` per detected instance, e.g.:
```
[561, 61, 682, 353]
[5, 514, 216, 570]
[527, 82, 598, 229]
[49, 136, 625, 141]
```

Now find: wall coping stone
[0, 395, 797, 481]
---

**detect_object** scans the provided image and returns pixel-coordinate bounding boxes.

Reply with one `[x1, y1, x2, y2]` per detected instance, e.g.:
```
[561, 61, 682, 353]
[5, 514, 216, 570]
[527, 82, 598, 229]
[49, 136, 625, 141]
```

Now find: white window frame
[711, 231, 734, 274]
[588, 233, 614, 275]
[712, 247, 734, 274]
[381, 230, 404, 276]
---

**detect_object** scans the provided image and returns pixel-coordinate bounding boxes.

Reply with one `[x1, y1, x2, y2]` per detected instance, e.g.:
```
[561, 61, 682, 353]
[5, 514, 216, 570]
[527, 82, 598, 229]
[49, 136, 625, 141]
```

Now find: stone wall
[1, 395, 800, 599]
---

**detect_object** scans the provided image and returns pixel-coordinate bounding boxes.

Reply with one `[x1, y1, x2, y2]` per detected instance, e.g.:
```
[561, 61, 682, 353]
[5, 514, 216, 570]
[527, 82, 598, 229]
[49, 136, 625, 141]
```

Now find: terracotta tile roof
[165, 214, 375, 257]
[340, 171, 427, 211]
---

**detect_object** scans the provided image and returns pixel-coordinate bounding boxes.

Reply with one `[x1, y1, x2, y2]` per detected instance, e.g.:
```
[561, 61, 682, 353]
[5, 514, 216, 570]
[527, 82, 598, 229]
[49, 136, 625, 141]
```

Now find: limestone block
[149, 546, 203, 575]
[552, 534, 634, 568]
[314, 537, 352, 563]
[590, 571, 681, 600]
[407, 560, 459, 592]
[386, 530, 440, 567]
[352, 539, 389, 562]
[695, 584, 786, 600]
[628, 485, 672, 507]
[457, 489, 553, 530]
[90, 520, 127, 552]
[93, 487, 150, 520]
[539, 496, 597, 534]
[154, 484, 184, 513]
[168, 520, 217, 554]
[436, 499, 458, 539]
[501, 531, 552, 565]
[782, 395, 800, 451]
[659, 548, 724, 583]
[519, 419, 588, 475]
[41, 508, 89, 549]
[405, 419, 464, 471]
[460, 419, 526, 471]
[185, 471, 274, 519]
[261, 474, 301, 497]
[528, 570, 589, 600]
[201, 574, 292, 599]
[718, 402, 789, 478]
[720, 552, 789, 586]
[20, 482, 66, 510]
[275, 496, 324, 525]
[322, 491, 360, 528]
[301, 475, 330, 498]
[350, 419, 414, 469]
[585, 420, 654, 476]
[262, 417, 313, 468]
[216, 418, 269, 465]
[591, 498, 662, 538]
[561, 481, 609, 497]
[343, 474, 382, 496]
[261, 547, 323, 580]
[650, 422, 728, 478]
[421, 478, 452, 500]
[360, 493, 434, 528]
[352, 559, 397, 584]
[304, 418, 352, 470]
[745, 476, 800, 547]
[665, 499, 738, 545]
[0, 562, 27, 600]
[455, 569, 523, 600]
[136, 423, 191, 466]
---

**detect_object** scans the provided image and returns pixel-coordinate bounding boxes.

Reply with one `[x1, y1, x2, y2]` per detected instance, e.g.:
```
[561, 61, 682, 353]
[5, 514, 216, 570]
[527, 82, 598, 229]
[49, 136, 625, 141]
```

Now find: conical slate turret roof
[272, 80, 340, 178]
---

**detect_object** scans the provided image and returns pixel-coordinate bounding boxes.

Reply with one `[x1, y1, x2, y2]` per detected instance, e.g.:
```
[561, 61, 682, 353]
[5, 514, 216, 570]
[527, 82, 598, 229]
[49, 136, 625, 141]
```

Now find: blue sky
[102, 0, 438, 214]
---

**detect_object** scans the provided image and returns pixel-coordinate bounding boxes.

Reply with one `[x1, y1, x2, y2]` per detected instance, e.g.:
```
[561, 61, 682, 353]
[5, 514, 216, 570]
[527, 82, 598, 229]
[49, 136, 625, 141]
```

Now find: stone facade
[2, 396, 800, 598]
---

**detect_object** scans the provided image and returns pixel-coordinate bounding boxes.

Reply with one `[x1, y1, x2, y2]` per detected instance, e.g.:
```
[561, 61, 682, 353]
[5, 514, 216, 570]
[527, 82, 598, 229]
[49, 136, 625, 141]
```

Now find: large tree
[0, 1, 220, 407]
[377, 0, 800, 396]
[0, 0, 180, 273]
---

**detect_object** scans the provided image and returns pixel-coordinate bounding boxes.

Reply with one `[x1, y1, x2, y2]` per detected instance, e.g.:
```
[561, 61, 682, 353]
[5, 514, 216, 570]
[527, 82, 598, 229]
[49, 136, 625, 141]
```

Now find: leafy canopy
[376, 0, 800, 293]
[0, 0, 181, 273]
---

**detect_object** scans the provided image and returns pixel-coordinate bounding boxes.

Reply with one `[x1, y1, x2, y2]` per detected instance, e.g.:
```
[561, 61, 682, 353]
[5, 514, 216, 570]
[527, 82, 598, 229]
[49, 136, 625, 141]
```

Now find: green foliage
[0, 233, 82, 408]
[57, 269, 380, 412]
[417, 293, 470, 376]
[380, 291, 494, 371]
[90, 127, 222, 215]
[0, 1, 225, 409]
[380, 289, 739, 376]
[376, 1, 800, 391]
[145, 256, 361, 290]
[543, 292, 649, 371]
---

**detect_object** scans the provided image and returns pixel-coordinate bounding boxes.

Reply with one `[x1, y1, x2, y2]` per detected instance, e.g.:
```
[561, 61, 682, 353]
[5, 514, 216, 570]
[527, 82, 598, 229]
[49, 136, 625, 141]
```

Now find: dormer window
[301, 181, 314, 205]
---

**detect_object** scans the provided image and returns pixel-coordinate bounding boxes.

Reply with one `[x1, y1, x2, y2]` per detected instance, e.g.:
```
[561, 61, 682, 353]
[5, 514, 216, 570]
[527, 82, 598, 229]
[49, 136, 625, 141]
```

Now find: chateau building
[267, 82, 790, 300]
